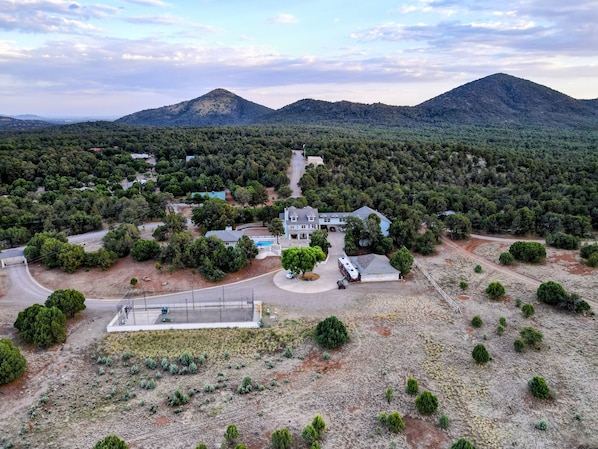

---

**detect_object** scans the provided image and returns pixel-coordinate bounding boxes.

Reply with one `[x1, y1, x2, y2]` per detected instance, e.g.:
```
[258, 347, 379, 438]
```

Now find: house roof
[205, 229, 245, 243]
[351, 206, 391, 223]
[286, 206, 318, 224]
[350, 254, 400, 275]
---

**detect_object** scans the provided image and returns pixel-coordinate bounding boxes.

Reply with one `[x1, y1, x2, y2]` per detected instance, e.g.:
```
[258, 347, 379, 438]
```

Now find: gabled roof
[351, 206, 391, 223]
[205, 229, 245, 243]
[350, 254, 400, 275]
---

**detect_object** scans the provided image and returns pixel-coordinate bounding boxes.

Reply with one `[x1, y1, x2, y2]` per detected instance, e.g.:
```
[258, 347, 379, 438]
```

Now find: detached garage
[350, 254, 400, 282]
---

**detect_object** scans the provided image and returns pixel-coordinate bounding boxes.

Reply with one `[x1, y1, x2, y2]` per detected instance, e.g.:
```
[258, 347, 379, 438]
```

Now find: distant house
[350, 254, 400, 282]
[281, 206, 392, 239]
[307, 156, 324, 166]
[130, 153, 151, 160]
[185, 155, 197, 163]
[205, 227, 245, 247]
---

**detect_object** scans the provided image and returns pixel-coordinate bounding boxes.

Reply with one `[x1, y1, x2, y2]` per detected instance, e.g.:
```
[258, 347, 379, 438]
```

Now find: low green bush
[450, 438, 476, 449]
[472, 344, 490, 364]
[406, 377, 419, 395]
[439, 414, 450, 430]
[415, 391, 438, 415]
[528, 376, 550, 399]
[471, 316, 483, 328]
[514, 339, 525, 352]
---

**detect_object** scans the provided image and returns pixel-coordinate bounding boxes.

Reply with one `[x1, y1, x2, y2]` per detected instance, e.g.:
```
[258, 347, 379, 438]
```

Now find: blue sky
[1, 0, 597, 117]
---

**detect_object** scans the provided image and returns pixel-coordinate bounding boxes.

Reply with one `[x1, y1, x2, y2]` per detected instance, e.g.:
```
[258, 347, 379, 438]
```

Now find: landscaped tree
[406, 377, 419, 395]
[14, 304, 67, 348]
[415, 390, 438, 415]
[450, 438, 476, 449]
[236, 235, 258, 265]
[311, 414, 326, 437]
[546, 232, 579, 250]
[302, 425, 319, 445]
[390, 247, 414, 276]
[386, 411, 406, 433]
[315, 316, 349, 349]
[270, 427, 292, 449]
[536, 281, 566, 306]
[45, 289, 86, 318]
[131, 239, 161, 262]
[57, 243, 86, 273]
[471, 316, 483, 328]
[472, 343, 490, 364]
[281, 246, 325, 276]
[0, 338, 27, 385]
[414, 230, 438, 255]
[93, 435, 129, 449]
[309, 229, 331, 254]
[528, 376, 550, 399]
[268, 217, 285, 244]
[445, 213, 472, 240]
[485, 281, 505, 300]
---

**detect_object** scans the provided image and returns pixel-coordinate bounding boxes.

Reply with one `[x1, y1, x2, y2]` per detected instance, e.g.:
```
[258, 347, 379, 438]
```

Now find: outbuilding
[350, 254, 400, 282]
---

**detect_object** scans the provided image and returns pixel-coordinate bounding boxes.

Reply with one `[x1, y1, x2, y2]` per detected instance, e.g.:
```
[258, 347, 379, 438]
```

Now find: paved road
[288, 149, 306, 198]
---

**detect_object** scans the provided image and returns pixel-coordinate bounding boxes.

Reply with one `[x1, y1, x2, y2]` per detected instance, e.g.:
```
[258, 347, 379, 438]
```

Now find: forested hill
[411, 73, 598, 127]
[114, 73, 598, 129]
[116, 89, 274, 127]
[0, 116, 54, 131]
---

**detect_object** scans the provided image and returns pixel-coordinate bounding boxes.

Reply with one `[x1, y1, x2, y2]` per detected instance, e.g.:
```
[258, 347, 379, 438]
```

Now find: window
[324, 218, 330, 223]
[291, 216, 297, 222]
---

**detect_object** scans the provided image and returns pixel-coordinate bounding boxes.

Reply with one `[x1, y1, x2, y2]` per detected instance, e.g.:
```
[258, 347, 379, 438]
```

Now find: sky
[1, 0, 597, 118]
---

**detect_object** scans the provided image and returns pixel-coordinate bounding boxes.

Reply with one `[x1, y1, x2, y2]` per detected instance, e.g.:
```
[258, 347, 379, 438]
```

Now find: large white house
[281, 206, 392, 240]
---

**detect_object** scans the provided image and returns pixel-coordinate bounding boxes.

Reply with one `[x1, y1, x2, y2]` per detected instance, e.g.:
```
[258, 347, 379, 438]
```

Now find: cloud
[0, 0, 118, 34]
[123, 0, 171, 6]
[268, 13, 298, 25]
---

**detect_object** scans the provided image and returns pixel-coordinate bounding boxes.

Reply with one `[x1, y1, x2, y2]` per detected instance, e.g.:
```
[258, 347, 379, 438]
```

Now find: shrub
[415, 391, 438, 415]
[587, 251, 598, 267]
[161, 357, 169, 370]
[315, 316, 349, 349]
[0, 338, 27, 385]
[130, 277, 138, 286]
[45, 289, 86, 318]
[130, 364, 139, 375]
[93, 435, 129, 448]
[302, 425, 319, 444]
[390, 248, 414, 275]
[515, 298, 522, 308]
[580, 243, 598, 260]
[499, 317, 507, 326]
[144, 358, 156, 369]
[237, 376, 253, 394]
[439, 414, 450, 430]
[386, 411, 405, 433]
[513, 339, 525, 352]
[546, 232, 579, 250]
[189, 362, 198, 373]
[224, 424, 239, 443]
[528, 376, 550, 399]
[459, 280, 468, 290]
[385, 387, 394, 404]
[486, 281, 505, 300]
[169, 363, 178, 375]
[474, 264, 482, 273]
[179, 352, 193, 366]
[311, 415, 326, 437]
[537, 281, 566, 306]
[196, 445, 208, 449]
[520, 327, 543, 347]
[496, 324, 505, 335]
[450, 438, 476, 449]
[471, 316, 483, 328]
[499, 252, 514, 265]
[14, 304, 67, 348]
[509, 241, 546, 263]
[284, 347, 293, 358]
[472, 344, 490, 364]
[535, 420, 548, 431]
[271, 428, 292, 449]
[234, 445, 247, 449]
[521, 303, 535, 318]
[168, 388, 190, 406]
[406, 377, 419, 395]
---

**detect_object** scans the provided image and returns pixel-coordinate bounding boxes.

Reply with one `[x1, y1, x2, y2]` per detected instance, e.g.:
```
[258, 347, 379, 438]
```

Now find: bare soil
[1, 240, 597, 449]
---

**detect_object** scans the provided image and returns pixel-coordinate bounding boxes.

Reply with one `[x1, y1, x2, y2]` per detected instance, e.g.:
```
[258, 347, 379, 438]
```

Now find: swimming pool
[255, 240, 275, 247]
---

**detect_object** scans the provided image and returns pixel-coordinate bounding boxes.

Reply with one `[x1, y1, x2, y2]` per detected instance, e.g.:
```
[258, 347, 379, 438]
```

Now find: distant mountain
[412, 73, 598, 127]
[116, 89, 274, 126]
[259, 99, 417, 127]
[112, 73, 598, 129]
[0, 115, 54, 131]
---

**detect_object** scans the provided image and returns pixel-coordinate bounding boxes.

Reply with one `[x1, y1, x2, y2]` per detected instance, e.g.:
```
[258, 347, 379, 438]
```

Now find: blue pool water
[255, 240, 274, 247]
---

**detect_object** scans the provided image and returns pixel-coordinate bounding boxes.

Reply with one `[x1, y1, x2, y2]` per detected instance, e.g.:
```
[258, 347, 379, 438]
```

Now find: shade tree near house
[191, 197, 237, 233]
[389, 247, 414, 275]
[281, 246, 325, 276]
[268, 217, 285, 244]
[309, 229, 331, 254]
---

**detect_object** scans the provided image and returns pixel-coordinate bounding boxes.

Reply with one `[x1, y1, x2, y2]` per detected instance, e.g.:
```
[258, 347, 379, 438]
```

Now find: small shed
[350, 254, 400, 282]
